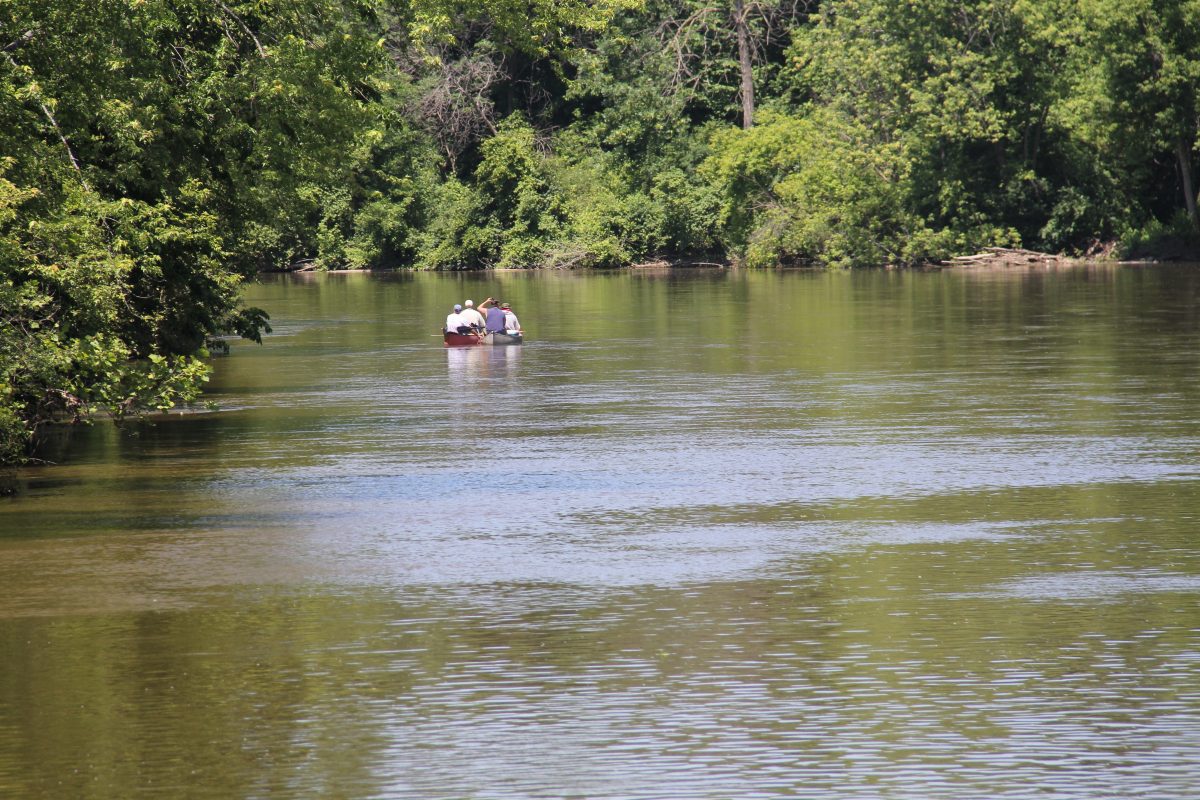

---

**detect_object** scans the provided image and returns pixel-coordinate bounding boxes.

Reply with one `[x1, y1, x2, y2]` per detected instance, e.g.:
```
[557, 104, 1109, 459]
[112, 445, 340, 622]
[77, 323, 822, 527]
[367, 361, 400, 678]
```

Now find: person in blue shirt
[479, 297, 507, 333]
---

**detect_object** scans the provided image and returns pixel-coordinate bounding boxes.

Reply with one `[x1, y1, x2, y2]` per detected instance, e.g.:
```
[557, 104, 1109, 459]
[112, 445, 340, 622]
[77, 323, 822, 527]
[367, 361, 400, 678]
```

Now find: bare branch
[657, 6, 721, 95]
[409, 52, 503, 168]
[169, 43, 191, 78]
[3, 29, 36, 53]
[215, 0, 268, 59]
[654, 0, 815, 105]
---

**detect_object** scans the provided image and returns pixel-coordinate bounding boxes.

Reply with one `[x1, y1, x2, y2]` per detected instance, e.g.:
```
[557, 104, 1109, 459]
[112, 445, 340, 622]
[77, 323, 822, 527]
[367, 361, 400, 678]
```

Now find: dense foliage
[0, 0, 385, 461]
[3, 0, 1200, 461]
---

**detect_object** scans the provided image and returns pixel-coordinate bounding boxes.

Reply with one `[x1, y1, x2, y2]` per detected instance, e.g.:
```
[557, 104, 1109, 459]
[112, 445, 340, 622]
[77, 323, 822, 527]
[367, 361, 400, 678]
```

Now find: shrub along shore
[3, 0, 1200, 462]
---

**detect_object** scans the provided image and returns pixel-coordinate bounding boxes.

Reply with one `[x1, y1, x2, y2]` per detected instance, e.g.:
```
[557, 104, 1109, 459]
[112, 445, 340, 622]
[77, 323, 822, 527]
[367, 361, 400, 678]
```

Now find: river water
[2, 266, 1200, 798]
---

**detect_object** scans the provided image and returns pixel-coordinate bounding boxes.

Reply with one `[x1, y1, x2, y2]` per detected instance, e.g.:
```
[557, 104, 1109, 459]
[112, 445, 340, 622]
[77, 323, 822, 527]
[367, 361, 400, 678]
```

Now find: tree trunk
[1178, 137, 1199, 232]
[733, 0, 754, 129]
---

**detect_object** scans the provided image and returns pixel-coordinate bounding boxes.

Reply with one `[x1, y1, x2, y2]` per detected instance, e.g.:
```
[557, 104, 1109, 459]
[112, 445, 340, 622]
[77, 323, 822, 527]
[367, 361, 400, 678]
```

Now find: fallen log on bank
[629, 259, 728, 269]
[945, 247, 1073, 267]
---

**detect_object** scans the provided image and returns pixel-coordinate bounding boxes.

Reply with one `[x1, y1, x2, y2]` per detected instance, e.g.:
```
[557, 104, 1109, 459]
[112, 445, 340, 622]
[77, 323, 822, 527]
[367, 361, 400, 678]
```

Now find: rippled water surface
[3, 267, 1200, 798]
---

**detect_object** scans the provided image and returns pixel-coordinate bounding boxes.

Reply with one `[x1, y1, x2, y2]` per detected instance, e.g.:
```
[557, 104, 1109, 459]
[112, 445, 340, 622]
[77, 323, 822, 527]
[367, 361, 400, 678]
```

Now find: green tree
[1072, 0, 1200, 232]
[0, 0, 386, 462]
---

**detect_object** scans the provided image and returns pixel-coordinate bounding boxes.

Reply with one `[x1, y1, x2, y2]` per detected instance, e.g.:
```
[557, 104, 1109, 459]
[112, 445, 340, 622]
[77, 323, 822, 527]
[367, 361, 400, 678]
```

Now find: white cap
[464, 299, 474, 307]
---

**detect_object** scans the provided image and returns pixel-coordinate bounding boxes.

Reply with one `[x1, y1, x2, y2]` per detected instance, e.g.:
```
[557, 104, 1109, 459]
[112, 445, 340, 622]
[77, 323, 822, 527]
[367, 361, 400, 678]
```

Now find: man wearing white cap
[460, 299, 485, 331]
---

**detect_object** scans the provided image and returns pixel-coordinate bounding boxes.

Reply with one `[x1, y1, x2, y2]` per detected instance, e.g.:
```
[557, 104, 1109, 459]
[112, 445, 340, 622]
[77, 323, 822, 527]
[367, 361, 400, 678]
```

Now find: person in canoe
[460, 300, 486, 331]
[445, 303, 471, 334]
[479, 297, 506, 334]
[500, 302, 522, 333]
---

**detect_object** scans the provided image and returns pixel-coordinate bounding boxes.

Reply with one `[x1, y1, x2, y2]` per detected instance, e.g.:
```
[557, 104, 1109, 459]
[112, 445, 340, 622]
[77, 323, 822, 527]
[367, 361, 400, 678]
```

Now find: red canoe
[443, 330, 484, 346]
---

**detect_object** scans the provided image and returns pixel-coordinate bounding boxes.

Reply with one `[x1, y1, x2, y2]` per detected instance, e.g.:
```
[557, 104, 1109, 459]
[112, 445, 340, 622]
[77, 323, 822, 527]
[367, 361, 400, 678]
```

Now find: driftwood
[279, 258, 318, 272]
[945, 247, 1072, 268]
[630, 259, 727, 269]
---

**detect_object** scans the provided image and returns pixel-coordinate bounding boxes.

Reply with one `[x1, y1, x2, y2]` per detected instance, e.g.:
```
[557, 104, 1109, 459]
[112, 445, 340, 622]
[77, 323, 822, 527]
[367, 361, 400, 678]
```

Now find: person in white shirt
[459, 300, 485, 330]
[500, 302, 521, 332]
[445, 304, 467, 333]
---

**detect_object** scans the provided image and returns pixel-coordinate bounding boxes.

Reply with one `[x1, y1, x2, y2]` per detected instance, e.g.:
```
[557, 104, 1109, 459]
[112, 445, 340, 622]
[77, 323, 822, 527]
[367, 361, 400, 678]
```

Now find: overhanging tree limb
[2, 49, 88, 189]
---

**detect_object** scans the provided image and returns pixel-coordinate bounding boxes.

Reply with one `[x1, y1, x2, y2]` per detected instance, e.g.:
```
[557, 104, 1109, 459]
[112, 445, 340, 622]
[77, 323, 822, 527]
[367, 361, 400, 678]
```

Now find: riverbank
[266, 244, 1200, 274]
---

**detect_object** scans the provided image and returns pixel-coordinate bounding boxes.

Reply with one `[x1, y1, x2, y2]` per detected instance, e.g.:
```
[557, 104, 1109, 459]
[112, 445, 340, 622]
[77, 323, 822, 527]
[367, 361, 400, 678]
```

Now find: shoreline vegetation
[3, 0, 1200, 463]
[267, 247, 1195, 275]
[274, 249, 1200, 273]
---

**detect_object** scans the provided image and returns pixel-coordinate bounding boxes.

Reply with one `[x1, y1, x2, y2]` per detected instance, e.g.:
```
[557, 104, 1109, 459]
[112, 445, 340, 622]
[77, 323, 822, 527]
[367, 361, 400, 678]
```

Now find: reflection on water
[2, 267, 1200, 799]
[446, 343, 523, 384]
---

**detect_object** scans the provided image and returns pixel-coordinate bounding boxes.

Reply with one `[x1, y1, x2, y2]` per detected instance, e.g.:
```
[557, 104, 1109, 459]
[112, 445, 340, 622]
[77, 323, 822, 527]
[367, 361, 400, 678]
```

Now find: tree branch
[2, 50, 89, 189]
[215, 0, 268, 59]
[3, 29, 36, 53]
